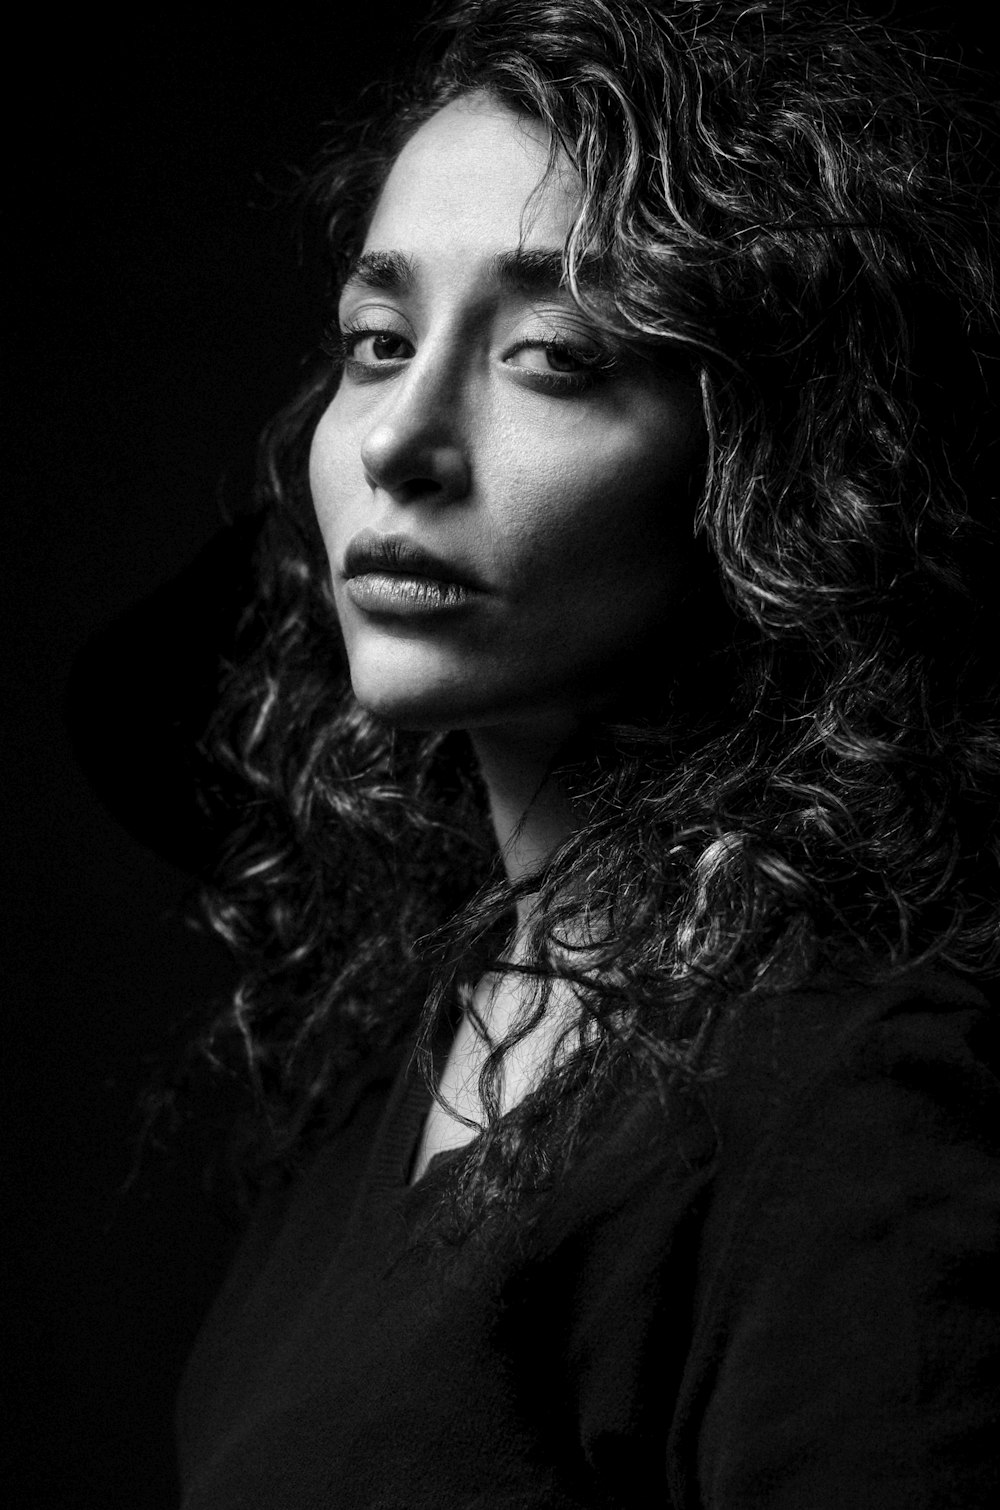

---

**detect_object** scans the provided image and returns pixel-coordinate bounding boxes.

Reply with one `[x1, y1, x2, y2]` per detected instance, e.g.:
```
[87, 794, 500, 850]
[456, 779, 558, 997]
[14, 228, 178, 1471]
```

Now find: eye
[341, 326, 414, 365]
[507, 340, 596, 374]
[503, 337, 616, 393]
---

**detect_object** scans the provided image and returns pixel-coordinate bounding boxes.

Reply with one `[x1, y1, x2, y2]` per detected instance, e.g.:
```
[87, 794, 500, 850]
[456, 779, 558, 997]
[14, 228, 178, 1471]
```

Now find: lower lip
[345, 572, 480, 614]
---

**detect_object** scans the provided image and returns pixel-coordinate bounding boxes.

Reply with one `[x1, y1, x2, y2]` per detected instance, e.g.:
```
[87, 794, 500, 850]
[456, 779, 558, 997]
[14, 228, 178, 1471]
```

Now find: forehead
[362, 93, 582, 261]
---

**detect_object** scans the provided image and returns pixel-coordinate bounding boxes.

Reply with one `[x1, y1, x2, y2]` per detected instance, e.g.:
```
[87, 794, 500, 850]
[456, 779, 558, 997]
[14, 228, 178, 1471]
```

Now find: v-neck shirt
[177, 965, 1000, 1508]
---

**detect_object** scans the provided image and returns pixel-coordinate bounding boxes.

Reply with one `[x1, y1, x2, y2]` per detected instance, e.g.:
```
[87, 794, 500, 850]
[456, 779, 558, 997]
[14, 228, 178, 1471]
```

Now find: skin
[309, 92, 704, 747]
[307, 93, 705, 1172]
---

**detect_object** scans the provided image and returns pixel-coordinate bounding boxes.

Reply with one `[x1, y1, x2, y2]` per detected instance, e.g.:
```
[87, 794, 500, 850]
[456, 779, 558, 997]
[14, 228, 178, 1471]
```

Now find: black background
[7, 8, 420, 1506]
[5, 4, 993, 1505]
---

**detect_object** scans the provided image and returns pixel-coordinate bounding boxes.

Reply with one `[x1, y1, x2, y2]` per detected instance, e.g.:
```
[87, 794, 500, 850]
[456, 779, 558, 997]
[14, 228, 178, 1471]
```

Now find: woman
[178, 2, 1000, 1504]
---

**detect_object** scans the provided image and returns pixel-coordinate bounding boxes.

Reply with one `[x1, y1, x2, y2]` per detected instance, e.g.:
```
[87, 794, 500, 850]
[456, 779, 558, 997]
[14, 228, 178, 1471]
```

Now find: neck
[469, 717, 580, 929]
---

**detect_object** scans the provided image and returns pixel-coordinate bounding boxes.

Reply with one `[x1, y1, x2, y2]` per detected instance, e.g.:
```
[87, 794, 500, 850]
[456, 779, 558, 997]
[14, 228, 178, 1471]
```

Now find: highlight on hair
[196, 0, 1000, 1223]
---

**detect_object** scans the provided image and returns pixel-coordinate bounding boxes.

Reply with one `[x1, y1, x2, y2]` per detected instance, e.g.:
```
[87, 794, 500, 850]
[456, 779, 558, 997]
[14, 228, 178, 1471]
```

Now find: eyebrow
[340, 246, 602, 297]
[341, 249, 416, 292]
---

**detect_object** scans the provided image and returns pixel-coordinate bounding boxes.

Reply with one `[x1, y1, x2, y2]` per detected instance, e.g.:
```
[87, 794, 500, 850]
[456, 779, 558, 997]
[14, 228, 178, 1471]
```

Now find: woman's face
[309, 93, 704, 734]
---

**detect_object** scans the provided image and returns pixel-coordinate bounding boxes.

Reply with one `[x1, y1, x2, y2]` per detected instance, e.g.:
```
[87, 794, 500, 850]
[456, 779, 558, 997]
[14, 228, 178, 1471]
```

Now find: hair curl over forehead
[192, 1, 1000, 1222]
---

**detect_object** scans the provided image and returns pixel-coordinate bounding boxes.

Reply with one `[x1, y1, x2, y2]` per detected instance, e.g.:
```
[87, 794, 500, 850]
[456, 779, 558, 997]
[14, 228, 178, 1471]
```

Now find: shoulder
[708, 962, 999, 1157]
[542, 966, 997, 1231]
[676, 966, 1000, 1505]
[700, 962, 1000, 1269]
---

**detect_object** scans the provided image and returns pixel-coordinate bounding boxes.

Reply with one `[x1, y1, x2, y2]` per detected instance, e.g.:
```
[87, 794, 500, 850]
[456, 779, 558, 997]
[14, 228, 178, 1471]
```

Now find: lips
[341, 530, 487, 616]
[342, 531, 486, 591]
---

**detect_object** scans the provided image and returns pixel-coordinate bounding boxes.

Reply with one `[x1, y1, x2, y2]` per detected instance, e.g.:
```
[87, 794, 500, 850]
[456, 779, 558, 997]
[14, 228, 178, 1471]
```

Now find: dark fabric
[177, 967, 1000, 1508]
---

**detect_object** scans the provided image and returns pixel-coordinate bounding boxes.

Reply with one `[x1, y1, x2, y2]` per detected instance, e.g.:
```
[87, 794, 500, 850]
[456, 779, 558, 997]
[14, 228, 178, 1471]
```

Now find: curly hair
[197, 0, 1000, 1224]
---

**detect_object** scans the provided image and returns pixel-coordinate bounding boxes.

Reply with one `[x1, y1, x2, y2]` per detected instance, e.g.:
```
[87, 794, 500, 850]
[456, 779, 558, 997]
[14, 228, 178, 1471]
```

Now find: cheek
[491, 419, 699, 593]
[308, 398, 356, 551]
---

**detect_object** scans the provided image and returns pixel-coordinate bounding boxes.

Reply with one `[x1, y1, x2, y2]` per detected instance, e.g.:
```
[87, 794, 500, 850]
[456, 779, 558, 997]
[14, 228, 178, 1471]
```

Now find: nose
[359, 362, 472, 506]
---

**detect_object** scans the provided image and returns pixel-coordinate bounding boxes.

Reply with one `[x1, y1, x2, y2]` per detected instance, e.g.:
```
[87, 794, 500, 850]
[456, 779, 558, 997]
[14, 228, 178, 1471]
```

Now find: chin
[348, 669, 472, 732]
[344, 636, 499, 731]
[347, 659, 557, 733]
[350, 674, 596, 741]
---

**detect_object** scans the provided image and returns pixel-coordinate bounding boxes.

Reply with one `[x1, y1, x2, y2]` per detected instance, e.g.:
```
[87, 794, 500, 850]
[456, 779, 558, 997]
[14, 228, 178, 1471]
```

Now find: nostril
[360, 430, 471, 505]
[364, 471, 446, 504]
[396, 477, 446, 504]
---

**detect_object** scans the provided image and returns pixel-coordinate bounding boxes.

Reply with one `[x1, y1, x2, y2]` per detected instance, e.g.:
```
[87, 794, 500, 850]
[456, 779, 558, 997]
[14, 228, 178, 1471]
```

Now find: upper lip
[343, 531, 486, 590]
